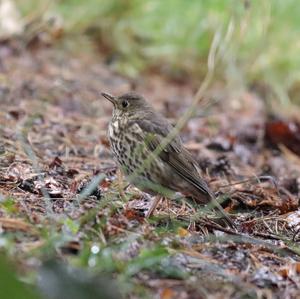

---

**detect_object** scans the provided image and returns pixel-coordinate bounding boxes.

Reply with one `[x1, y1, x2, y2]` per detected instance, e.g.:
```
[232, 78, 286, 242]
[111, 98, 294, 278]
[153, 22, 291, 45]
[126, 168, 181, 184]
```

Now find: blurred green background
[16, 0, 300, 106]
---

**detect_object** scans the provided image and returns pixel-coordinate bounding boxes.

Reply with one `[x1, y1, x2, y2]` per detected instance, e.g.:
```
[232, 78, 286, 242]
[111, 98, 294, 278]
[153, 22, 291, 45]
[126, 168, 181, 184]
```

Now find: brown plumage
[102, 92, 233, 225]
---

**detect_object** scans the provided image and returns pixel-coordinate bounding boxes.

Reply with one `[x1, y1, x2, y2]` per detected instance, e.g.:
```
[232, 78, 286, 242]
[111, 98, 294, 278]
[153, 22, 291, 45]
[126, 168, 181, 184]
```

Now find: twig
[203, 219, 286, 241]
[218, 175, 278, 189]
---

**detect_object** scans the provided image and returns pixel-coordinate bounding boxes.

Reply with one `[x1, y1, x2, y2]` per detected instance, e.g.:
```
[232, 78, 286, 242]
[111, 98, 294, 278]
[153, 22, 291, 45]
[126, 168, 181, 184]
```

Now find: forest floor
[1, 38, 300, 299]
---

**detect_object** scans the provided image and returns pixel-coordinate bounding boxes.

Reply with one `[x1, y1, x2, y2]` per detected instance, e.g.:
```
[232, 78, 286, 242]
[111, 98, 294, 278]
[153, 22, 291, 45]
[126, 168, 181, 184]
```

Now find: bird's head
[101, 92, 151, 118]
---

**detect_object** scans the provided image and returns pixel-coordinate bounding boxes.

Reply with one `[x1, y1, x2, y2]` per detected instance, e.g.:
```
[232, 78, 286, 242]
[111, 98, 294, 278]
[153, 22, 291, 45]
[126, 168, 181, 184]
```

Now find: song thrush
[102, 92, 233, 225]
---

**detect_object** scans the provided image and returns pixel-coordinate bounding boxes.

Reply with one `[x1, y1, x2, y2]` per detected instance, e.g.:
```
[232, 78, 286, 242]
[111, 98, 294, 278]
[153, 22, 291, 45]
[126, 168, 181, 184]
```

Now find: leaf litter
[0, 38, 300, 298]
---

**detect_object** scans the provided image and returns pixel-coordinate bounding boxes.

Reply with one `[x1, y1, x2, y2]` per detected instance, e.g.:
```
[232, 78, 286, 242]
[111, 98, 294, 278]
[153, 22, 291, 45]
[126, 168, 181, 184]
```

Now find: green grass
[0, 255, 41, 299]
[16, 0, 300, 105]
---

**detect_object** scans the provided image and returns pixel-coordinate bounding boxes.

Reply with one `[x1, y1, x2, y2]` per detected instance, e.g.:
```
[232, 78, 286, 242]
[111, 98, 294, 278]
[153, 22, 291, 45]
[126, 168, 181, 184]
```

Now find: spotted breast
[108, 117, 166, 194]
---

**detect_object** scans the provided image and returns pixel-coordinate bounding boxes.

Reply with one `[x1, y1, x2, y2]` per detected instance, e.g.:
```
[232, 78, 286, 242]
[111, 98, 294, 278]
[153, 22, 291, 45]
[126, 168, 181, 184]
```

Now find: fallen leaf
[160, 288, 175, 299]
[177, 227, 189, 237]
[49, 156, 63, 169]
[232, 186, 298, 213]
[123, 209, 144, 222]
[265, 118, 300, 156]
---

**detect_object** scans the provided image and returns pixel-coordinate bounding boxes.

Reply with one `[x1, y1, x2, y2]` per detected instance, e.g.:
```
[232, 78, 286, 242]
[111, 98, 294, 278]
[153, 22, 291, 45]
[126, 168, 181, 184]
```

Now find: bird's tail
[209, 192, 235, 228]
[192, 183, 235, 228]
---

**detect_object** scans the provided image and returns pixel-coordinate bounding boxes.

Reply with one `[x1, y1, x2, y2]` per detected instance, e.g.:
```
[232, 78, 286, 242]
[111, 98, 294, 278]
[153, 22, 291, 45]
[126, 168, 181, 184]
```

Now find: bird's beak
[101, 92, 117, 105]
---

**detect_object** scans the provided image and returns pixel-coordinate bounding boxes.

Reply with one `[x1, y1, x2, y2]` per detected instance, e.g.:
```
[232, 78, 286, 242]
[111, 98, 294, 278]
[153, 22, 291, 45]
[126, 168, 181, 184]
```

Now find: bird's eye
[121, 100, 129, 108]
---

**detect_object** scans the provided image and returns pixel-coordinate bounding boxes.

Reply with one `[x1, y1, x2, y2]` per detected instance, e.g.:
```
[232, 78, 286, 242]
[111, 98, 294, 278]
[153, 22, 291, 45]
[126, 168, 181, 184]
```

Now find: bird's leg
[145, 196, 162, 218]
[166, 197, 171, 218]
[116, 169, 126, 201]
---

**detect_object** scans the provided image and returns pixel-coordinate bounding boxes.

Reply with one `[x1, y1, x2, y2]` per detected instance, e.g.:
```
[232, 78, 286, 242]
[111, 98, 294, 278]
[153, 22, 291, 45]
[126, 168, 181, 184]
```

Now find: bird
[101, 92, 233, 226]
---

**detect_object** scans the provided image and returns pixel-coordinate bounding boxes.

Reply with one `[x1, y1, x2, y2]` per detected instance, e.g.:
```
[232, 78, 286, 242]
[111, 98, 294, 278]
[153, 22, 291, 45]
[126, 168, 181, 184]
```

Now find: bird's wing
[133, 115, 234, 227]
[133, 116, 212, 198]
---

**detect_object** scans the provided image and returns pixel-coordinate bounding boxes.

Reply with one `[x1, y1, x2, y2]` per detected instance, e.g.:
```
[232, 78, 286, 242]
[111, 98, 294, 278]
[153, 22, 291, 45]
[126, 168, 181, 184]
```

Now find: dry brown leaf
[160, 288, 175, 299]
[232, 186, 298, 213]
[177, 227, 189, 237]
